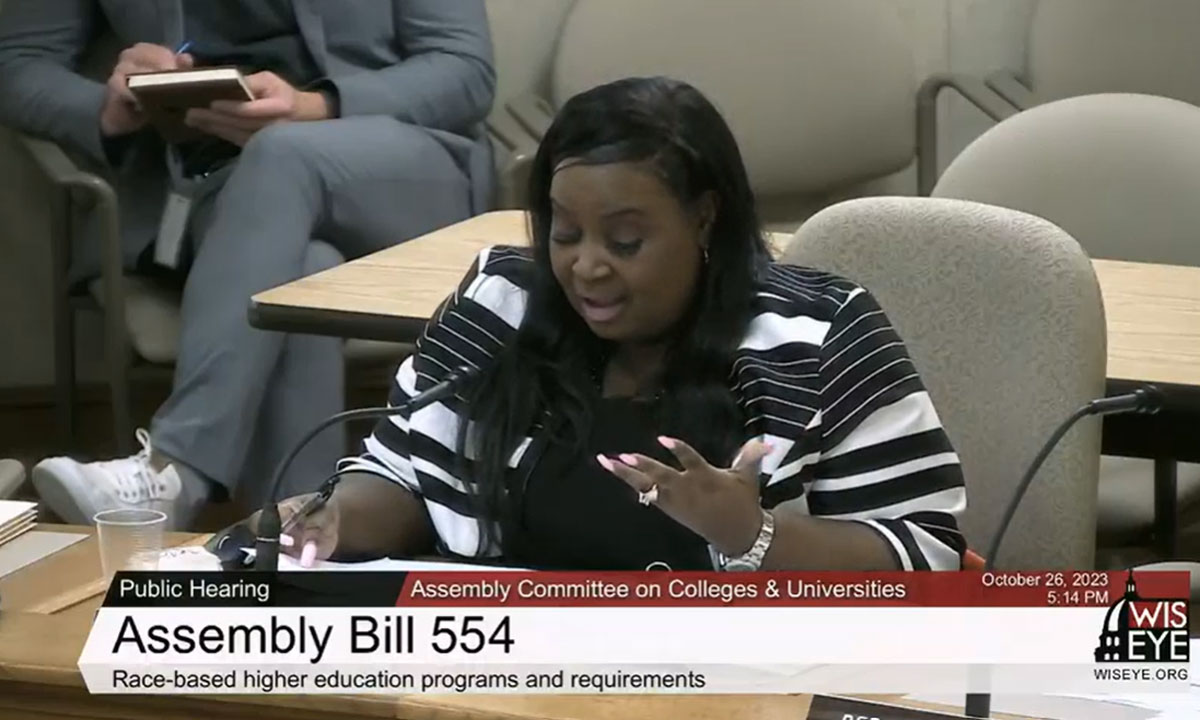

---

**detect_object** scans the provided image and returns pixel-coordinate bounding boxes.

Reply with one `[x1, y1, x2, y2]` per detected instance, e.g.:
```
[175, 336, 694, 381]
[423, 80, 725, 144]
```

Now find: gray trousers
[150, 116, 472, 509]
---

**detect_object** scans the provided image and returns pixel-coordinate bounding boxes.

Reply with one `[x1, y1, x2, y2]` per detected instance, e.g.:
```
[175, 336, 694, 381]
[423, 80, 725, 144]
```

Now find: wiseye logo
[1094, 571, 1189, 664]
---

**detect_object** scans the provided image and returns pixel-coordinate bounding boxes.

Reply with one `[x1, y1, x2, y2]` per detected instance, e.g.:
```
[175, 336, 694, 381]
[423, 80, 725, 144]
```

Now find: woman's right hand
[272, 493, 340, 567]
[246, 473, 431, 565]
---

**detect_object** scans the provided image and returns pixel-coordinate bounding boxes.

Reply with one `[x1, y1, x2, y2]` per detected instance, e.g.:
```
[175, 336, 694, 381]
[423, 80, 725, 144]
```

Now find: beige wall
[0, 0, 1033, 389]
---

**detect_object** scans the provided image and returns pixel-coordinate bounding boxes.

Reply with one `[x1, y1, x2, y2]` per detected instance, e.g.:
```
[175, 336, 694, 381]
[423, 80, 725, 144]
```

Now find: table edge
[248, 300, 425, 343]
[246, 297, 1200, 407]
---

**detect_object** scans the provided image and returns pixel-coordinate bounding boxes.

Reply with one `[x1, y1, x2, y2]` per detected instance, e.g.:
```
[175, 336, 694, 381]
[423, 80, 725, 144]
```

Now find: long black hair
[459, 77, 770, 554]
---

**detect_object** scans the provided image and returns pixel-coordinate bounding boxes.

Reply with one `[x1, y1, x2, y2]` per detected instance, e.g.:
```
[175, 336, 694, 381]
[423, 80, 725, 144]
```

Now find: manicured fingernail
[300, 541, 318, 568]
[618, 453, 639, 466]
[279, 533, 295, 547]
[596, 454, 615, 472]
[657, 436, 676, 449]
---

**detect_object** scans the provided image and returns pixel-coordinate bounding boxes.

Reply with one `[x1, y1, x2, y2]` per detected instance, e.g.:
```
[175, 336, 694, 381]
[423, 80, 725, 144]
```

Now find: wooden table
[1090, 260, 1200, 553]
[252, 211, 1200, 407]
[250, 210, 1200, 396]
[0, 525, 1040, 720]
[250, 212, 532, 342]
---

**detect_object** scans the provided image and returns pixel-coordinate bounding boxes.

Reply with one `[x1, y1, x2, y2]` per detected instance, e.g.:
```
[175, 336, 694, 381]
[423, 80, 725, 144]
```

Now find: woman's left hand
[599, 436, 771, 556]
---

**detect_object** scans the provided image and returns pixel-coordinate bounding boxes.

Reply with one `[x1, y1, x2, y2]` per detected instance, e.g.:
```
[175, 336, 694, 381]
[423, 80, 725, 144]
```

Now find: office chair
[933, 93, 1200, 560]
[495, 0, 924, 229]
[785, 196, 1106, 569]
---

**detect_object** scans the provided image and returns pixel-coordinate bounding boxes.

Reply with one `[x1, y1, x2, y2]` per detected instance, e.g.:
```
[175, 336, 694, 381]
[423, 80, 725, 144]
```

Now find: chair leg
[49, 189, 77, 451]
[1154, 458, 1179, 558]
[54, 303, 78, 451]
[101, 269, 134, 454]
[107, 333, 134, 455]
[85, 181, 135, 456]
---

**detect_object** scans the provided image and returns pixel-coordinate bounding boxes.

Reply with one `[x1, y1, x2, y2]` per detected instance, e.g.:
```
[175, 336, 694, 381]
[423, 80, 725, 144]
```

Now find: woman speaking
[272, 77, 967, 572]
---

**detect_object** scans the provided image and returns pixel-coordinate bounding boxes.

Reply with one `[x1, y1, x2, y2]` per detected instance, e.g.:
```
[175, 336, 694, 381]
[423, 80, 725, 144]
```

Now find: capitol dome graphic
[1094, 571, 1140, 662]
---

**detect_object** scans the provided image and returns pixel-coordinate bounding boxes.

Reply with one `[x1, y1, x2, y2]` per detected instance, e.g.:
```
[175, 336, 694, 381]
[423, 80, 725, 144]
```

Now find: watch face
[723, 558, 757, 572]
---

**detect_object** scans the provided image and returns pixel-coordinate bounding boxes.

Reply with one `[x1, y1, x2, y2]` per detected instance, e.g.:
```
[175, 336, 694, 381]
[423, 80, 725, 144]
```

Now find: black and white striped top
[338, 246, 967, 569]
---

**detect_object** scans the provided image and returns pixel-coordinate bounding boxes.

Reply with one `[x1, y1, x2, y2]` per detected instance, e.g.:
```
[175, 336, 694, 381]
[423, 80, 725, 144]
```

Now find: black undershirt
[182, 0, 318, 87]
[507, 397, 713, 571]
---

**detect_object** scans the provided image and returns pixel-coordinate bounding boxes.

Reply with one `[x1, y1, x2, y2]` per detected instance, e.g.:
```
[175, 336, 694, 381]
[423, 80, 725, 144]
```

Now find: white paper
[900, 692, 1200, 720]
[0, 498, 37, 549]
[1056, 694, 1200, 720]
[0, 515, 36, 545]
[241, 547, 524, 572]
[157, 545, 524, 573]
[904, 641, 1200, 719]
[0, 499, 36, 526]
[155, 545, 223, 571]
[900, 693, 1165, 720]
[0, 530, 88, 579]
[274, 554, 524, 572]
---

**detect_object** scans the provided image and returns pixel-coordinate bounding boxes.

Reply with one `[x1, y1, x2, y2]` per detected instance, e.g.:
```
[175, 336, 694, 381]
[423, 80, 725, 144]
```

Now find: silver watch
[716, 509, 775, 571]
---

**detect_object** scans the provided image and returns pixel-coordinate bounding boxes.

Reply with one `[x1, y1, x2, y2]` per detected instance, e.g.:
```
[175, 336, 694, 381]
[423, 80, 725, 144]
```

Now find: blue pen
[175, 40, 192, 55]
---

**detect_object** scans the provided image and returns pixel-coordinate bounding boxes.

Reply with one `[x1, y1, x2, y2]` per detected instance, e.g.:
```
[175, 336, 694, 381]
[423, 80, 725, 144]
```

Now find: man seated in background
[0, 0, 495, 528]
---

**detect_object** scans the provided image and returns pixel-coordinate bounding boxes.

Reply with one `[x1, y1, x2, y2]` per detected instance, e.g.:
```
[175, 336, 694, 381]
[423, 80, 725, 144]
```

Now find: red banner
[394, 570, 1189, 608]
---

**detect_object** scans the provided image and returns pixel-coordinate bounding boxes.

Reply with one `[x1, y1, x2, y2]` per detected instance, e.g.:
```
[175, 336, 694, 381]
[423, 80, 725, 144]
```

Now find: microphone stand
[253, 365, 480, 571]
[963, 386, 1162, 718]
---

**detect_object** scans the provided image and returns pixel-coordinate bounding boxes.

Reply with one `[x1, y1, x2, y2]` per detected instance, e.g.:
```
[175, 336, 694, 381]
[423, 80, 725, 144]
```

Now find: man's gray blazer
[0, 0, 497, 281]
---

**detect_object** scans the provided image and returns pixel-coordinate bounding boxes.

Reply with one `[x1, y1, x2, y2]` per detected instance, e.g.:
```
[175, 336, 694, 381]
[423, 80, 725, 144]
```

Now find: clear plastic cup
[94, 508, 167, 579]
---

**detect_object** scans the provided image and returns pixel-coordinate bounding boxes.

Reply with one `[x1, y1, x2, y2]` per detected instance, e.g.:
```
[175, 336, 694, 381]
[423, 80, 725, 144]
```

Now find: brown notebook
[127, 66, 254, 143]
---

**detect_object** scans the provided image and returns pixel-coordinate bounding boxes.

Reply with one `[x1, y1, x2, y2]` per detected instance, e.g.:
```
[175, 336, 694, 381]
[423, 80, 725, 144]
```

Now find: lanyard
[153, 145, 202, 269]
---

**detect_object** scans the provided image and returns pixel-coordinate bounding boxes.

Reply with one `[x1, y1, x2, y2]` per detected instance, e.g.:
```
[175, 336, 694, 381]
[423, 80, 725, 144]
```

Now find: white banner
[78, 606, 1192, 695]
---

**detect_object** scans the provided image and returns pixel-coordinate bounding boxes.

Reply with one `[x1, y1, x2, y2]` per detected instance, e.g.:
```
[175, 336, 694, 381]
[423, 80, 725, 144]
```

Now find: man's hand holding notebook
[180, 70, 333, 146]
[100, 42, 199, 139]
[105, 42, 332, 147]
[127, 65, 255, 144]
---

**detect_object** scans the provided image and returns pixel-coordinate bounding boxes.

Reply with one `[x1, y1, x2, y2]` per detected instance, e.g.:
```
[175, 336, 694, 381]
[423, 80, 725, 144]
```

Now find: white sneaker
[32, 429, 183, 526]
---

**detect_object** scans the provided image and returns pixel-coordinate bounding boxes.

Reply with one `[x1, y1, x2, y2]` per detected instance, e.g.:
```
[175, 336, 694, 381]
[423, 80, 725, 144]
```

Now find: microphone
[964, 385, 1162, 718]
[253, 364, 482, 571]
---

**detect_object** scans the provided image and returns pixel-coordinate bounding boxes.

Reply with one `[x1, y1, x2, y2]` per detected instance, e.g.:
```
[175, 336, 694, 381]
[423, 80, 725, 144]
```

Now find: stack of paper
[0, 499, 37, 546]
[271, 553, 525, 572]
[156, 545, 527, 573]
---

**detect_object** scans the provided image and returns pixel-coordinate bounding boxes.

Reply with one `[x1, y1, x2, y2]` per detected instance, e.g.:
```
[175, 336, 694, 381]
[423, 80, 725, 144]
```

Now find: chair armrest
[916, 73, 1021, 195]
[488, 106, 537, 155]
[919, 72, 1020, 123]
[506, 92, 555, 141]
[15, 131, 120, 275]
[16, 134, 106, 189]
[487, 110, 541, 209]
[985, 69, 1037, 112]
[14, 132, 131, 369]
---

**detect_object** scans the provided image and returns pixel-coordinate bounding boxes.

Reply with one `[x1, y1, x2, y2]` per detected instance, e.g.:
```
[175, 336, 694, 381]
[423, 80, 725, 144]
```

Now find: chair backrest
[784, 196, 1106, 569]
[0, 458, 25, 499]
[548, 0, 916, 199]
[933, 93, 1200, 266]
[484, 0, 576, 125]
[1027, 0, 1200, 106]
